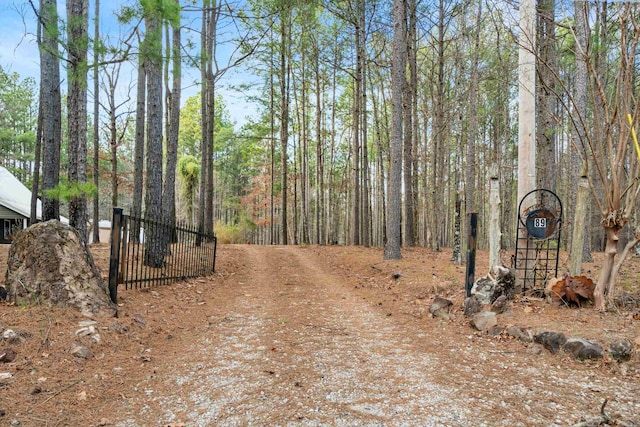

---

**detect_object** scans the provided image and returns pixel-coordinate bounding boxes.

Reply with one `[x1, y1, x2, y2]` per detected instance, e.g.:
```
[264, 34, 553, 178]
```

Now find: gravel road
[115, 245, 640, 427]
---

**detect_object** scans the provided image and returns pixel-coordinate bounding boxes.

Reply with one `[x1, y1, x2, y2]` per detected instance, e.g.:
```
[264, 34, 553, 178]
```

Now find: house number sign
[525, 208, 556, 239]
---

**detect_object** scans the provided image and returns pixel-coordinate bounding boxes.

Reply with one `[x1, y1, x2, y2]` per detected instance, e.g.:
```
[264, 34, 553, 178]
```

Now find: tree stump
[4, 220, 116, 317]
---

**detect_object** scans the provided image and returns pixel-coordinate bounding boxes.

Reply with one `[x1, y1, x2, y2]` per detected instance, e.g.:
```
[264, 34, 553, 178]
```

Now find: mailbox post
[514, 190, 563, 294]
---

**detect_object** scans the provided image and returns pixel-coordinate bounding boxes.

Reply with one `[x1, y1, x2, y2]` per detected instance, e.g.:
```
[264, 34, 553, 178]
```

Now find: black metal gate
[107, 208, 217, 303]
[514, 189, 562, 294]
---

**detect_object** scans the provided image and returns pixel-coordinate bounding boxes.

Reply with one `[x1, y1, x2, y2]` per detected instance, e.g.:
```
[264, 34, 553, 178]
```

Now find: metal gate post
[108, 208, 124, 303]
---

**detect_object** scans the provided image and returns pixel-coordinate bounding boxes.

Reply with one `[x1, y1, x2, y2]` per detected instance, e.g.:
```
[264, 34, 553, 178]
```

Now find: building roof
[0, 166, 42, 220]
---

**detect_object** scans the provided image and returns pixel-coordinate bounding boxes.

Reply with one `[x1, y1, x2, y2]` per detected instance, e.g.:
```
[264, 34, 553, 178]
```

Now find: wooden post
[465, 212, 478, 297]
[108, 207, 123, 303]
[489, 171, 501, 268]
[569, 164, 589, 275]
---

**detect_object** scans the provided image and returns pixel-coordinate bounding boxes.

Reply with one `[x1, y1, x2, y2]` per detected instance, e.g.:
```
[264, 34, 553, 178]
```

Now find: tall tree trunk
[293, 137, 299, 244]
[92, 0, 100, 242]
[451, 186, 463, 264]
[360, 0, 370, 248]
[589, 2, 609, 255]
[465, 1, 482, 216]
[409, 0, 418, 246]
[314, 36, 324, 245]
[164, 23, 171, 156]
[518, 0, 537, 196]
[204, 2, 220, 236]
[40, 0, 62, 222]
[328, 44, 339, 244]
[429, 0, 446, 251]
[279, 6, 291, 245]
[403, 0, 416, 246]
[132, 54, 146, 242]
[270, 27, 276, 244]
[569, 0, 592, 270]
[31, 81, 43, 224]
[163, 14, 181, 239]
[143, 8, 164, 267]
[516, 0, 537, 288]
[350, 0, 364, 246]
[536, 0, 557, 192]
[107, 72, 118, 208]
[67, 0, 89, 243]
[300, 50, 310, 244]
[198, 1, 211, 240]
[371, 79, 386, 247]
[385, 0, 406, 260]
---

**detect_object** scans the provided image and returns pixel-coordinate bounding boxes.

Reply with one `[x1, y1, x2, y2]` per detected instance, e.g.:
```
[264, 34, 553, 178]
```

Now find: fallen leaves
[545, 275, 595, 307]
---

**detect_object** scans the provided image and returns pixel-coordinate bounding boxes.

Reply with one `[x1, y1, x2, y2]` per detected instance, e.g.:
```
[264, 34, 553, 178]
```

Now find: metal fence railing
[107, 207, 217, 303]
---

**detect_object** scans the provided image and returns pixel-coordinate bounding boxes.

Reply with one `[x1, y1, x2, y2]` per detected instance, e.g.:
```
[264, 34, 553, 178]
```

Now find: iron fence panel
[107, 208, 217, 303]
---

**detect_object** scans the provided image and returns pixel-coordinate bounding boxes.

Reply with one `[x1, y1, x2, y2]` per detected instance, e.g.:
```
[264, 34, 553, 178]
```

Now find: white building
[0, 166, 68, 243]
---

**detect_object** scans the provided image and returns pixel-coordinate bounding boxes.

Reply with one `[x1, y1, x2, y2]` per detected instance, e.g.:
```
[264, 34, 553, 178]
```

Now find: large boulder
[4, 220, 115, 317]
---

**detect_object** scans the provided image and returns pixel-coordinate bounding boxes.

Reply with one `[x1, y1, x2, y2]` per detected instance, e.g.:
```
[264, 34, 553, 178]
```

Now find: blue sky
[0, 0, 260, 129]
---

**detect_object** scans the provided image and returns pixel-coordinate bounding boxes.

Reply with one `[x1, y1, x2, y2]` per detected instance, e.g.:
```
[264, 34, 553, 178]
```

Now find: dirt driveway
[1, 243, 639, 426]
[110, 245, 639, 426]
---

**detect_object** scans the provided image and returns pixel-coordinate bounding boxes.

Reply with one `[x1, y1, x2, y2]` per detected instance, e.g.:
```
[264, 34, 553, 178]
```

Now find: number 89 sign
[525, 208, 556, 239]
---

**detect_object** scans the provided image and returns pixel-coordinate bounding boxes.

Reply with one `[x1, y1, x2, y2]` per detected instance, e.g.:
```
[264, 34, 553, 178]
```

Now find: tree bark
[299, 48, 309, 245]
[409, 0, 418, 246]
[360, 0, 370, 248]
[595, 225, 622, 311]
[92, 0, 100, 243]
[279, 6, 290, 245]
[31, 80, 43, 224]
[571, 0, 592, 263]
[314, 36, 324, 244]
[198, 1, 211, 240]
[39, 0, 62, 222]
[371, 80, 386, 248]
[350, 4, 362, 246]
[569, 165, 589, 275]
[536, 0, 557, 192]
[204, 2, 220, 237]
[402, 0, 415, 247]
[143, 7, 164, 267]
[269, 28, 275, 244]
[465, 1, 482, 216]
[384, 0, 406, 260]
[429, 0, 446, 251]
[132, 54, 146, 242]
[516, 0, 537, 289]
[162, 16, 181, 242]
[67, 0, 89, 243]
[108, 72, 118, 208]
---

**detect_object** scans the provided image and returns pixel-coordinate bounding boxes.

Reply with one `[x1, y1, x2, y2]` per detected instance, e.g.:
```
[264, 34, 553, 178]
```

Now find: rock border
[430, 295, 636, 363]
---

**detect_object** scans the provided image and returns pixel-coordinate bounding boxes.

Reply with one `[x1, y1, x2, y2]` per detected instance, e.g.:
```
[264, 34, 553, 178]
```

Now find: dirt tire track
[116, 245, 473, 426]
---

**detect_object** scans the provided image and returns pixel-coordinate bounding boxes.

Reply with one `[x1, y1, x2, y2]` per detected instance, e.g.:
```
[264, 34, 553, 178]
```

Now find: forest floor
[0, 243, 640, 426]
